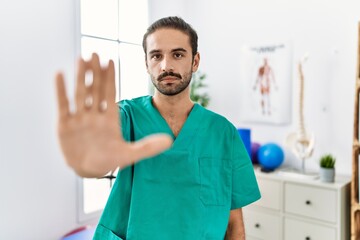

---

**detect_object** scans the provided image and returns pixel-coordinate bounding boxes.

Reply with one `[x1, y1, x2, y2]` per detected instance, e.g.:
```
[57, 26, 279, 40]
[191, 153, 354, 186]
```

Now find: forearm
[225, 208, 245, 240]
[225, 224, 245, 240]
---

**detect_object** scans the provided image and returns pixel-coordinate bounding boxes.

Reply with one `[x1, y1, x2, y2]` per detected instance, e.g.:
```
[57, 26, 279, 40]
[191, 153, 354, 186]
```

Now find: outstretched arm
[55, 53, 173, 178]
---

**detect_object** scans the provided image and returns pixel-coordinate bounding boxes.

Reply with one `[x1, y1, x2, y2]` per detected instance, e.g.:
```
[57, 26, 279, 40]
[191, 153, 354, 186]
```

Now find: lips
[161, 77, 179, 81]
[157, 72, 182, 81]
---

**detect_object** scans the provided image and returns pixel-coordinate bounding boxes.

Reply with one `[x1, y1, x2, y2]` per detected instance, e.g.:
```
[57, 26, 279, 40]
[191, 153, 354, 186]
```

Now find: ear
[145, 55, 149, 74]
[192, 52, 200, 72]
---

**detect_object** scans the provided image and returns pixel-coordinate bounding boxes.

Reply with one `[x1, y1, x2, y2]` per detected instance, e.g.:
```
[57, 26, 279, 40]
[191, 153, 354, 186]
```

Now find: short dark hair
[142, 16, 198, 58]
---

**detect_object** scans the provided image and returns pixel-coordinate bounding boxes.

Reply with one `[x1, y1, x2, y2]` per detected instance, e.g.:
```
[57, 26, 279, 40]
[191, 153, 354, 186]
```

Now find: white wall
[150, 0, 360, 175]
[0, 0, 91, 239]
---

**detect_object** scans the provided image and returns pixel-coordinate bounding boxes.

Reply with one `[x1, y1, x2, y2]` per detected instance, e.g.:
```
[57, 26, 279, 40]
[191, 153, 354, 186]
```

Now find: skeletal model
[286, 54, 315, 172]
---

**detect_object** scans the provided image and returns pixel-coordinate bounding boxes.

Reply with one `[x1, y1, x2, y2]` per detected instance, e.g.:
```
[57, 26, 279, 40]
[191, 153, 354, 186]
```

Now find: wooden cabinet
[243, 169, 350, 240]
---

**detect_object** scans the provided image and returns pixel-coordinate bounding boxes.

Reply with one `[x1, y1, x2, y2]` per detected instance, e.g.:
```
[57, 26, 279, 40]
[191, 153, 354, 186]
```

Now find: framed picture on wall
[239, 42, 292, 124]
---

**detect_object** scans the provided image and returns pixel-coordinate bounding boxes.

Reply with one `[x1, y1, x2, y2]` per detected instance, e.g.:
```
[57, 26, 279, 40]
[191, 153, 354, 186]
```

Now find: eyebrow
[148, 48, 188, 55]
[148, 49, 161, 55]
[172, 48, 187, 53]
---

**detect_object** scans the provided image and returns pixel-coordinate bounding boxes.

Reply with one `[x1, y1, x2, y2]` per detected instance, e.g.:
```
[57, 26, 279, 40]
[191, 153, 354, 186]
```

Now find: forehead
[146, 28, 191, 53]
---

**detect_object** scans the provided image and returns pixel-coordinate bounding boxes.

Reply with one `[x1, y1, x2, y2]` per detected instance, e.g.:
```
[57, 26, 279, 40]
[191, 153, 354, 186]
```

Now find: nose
[160, 56, 174, 72]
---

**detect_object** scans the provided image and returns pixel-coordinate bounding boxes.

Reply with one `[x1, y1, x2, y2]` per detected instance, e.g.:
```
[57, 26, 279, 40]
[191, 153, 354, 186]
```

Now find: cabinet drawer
[284, 218, 336, 240]
[284, 183, 337, 223]
[243, 209, 281, 240]
[254, 178, 281, 210]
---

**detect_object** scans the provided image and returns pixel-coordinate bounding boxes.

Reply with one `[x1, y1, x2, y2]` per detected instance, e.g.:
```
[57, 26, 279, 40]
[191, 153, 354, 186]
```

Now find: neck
[152, 91, 194, 137]
[152, 90, 194, 118]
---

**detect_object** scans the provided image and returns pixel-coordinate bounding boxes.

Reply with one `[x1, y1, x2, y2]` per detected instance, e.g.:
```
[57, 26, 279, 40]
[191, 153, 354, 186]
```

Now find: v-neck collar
[147, 96, 203, 148]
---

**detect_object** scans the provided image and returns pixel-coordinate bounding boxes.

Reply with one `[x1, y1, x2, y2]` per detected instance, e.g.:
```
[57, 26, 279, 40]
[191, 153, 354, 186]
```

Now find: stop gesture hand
[55, 53, 172, 177]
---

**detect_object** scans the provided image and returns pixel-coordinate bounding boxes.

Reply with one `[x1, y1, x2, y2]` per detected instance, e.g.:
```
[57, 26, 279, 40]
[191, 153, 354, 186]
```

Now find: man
[56, 16, 260, 239]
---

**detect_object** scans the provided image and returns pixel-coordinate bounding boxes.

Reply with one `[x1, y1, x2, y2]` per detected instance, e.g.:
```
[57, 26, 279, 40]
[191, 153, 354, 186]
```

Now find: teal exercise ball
[257, 143, 284, 171]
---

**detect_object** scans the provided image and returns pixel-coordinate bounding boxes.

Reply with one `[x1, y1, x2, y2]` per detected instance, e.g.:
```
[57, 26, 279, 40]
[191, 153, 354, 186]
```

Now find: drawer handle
[255, 223, 260, 228]
[305, 236, 311, 240]
[305, 200, 311, 205]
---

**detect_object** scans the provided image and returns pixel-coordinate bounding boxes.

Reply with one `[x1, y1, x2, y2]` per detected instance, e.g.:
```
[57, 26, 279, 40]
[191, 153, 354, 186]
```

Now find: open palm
[55, 53, 172, 177]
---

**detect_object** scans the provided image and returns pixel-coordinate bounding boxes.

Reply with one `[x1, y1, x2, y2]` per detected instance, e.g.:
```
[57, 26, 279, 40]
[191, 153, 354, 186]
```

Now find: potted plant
[319, 154, 336, 183]
[190, 71, 210, 107]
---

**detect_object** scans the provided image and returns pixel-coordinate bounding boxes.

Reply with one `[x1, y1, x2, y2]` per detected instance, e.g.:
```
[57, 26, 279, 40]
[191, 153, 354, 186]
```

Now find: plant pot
[319, 167, 335, 183]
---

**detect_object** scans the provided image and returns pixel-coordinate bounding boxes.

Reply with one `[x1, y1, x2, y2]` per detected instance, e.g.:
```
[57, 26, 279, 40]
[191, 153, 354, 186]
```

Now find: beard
[150, 69, 193, 96]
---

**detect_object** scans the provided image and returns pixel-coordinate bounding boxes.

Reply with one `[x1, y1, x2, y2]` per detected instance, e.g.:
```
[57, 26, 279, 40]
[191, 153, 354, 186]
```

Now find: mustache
[157, 72, 182, 81]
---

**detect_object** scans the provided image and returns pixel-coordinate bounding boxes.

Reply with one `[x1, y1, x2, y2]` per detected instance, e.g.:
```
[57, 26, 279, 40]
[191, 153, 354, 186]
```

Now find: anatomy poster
[239, 43, 292, 124]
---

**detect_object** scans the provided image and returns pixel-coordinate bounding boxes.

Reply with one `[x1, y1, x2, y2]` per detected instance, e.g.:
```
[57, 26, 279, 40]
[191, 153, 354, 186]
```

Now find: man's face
[145, 28, 199, 96]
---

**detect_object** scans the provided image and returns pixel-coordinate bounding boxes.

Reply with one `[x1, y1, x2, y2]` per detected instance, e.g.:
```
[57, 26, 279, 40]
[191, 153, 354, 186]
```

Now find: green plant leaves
[320, 154, 336, 168]
[190, 71, 210, 107]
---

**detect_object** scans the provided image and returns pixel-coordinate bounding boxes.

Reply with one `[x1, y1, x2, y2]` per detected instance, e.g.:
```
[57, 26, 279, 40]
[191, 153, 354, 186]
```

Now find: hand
[55, 53, 173, 178]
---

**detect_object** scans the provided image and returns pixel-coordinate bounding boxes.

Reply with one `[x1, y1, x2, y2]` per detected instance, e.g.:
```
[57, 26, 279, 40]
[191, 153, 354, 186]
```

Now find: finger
[55, 72, 70, 120]
[122, 134, 173, 168]
[90, 53, 102, 110]
[98, 61, 110, 111]
[105, 60, 116, 105]
[75, 58, 86, 112]
[104, 60, 118, 117]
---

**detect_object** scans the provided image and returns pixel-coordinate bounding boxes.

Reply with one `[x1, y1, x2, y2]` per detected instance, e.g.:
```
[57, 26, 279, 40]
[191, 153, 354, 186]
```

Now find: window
[77, 0, 149, 222]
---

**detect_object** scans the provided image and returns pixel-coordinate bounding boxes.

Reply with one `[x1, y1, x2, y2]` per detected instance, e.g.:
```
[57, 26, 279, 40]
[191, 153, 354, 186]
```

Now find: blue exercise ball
[257, 143, 284, 171]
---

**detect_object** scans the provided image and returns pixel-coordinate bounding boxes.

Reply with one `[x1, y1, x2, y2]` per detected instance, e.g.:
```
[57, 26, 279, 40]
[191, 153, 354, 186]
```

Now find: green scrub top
[93, 96, 260, 240]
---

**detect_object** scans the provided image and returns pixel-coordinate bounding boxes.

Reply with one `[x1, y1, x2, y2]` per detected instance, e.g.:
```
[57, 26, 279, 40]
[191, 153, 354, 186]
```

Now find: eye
[174, 53, 183, 59]
[151, 54, 162, 60]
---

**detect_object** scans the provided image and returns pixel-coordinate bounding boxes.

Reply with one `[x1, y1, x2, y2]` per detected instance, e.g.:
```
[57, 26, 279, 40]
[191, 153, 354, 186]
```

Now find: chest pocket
[199, 157, 231, 206]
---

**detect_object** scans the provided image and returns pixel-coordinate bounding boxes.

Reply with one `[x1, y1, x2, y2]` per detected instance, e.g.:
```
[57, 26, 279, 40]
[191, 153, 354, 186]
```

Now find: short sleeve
[231, 128, 261, 209]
